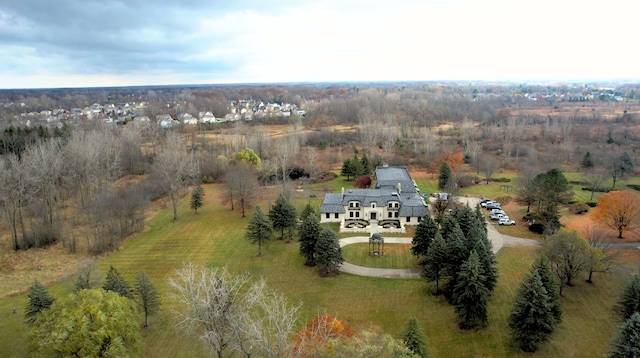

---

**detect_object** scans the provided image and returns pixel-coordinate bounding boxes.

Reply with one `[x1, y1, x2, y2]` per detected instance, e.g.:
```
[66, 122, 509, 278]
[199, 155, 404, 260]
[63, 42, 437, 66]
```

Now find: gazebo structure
[369, 232, 385, 256]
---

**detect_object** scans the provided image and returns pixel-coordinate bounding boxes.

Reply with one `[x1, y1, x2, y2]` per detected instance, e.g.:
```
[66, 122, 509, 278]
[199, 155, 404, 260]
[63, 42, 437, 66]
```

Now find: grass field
[342, 243, 419, 269]
[0, 174, 637, 357]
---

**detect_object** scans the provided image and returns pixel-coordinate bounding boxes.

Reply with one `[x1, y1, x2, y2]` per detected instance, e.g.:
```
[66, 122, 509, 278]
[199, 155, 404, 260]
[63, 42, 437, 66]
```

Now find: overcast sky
[1, 0, 638, 89]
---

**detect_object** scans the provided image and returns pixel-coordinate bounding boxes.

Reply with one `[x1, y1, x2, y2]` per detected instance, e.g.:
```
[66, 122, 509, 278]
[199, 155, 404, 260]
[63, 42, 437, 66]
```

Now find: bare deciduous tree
[169, 264, 299, 358]
[153, 133, 199, 221]
[0, 155, 28, 250]
[223, 162, 259, 218]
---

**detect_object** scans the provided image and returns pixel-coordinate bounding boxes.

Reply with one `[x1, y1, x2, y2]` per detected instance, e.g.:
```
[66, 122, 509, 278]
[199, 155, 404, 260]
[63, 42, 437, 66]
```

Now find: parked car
[480, 200, 494, 208]
[479, 198, 493, 206]
[490, 212, 506, 220]
[499, 218, 516, 225]
[485, 203, 501, 210]
[490, 209, 505, 216]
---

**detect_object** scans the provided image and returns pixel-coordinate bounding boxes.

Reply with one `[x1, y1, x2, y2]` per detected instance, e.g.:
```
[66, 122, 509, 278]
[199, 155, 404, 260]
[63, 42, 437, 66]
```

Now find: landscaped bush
[587, 201, 598, 207]
[627, 184, 640, 192]
[570, 202, 590, 215]
[581, 186, 609, 193]
[491, 177, 511, 183]
[354, 176, 372, 188]
[528, 223, 545, 234]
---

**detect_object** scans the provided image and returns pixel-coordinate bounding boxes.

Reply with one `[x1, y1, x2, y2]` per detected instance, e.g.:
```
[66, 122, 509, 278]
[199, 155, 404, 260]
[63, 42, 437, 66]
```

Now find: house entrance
[370, 212, 377, 220]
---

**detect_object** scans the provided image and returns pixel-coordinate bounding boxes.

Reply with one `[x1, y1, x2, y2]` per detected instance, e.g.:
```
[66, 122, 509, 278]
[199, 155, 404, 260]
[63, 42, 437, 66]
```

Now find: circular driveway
[338, 196, 541, 278]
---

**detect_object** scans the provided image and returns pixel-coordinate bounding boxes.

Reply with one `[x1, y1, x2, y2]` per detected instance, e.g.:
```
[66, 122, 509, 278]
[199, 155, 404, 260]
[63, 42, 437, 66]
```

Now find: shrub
[529, 223, 545, 234]
[570, 202, 590, 215]
[581, 187, 609, 193]
[492, 177, 512, 183]
[627, 184, 640, 192]
[354, 176, 372, 188]
[587, 201, 598, 208]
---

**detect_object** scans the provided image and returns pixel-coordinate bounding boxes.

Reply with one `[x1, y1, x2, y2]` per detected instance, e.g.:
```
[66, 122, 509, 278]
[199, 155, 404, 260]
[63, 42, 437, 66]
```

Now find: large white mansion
[319, 166, 428, 233]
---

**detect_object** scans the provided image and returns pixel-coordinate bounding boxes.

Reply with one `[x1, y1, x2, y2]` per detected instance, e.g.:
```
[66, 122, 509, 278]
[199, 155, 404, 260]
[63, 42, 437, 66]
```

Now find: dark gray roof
[320, 188, 427, 217]
[319, 194, 346, 213]
[374, 166, 418, 194]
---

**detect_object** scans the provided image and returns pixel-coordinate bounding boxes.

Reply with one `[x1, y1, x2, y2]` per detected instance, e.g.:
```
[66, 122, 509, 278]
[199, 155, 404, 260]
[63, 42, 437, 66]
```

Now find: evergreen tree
[299, 214, 321, 266]
[134, 271, 161, 328]
[315, 227, 344, 276]
[453, 251, 488, 329]
[443, 222, 469, 298]
[300, 202, 316, 222]
[24, 280, 55, 325]
[508, 271, 555, 352]
[103, 266, 133, 299]
[422, 232, 447, 295]
[402, 317, 429, 358]
[474, 203, 487, 228]
[74, 270, 91, 292]
[438, 162, 452, 191]
[616, 275, 640, 321]
[190, 184, 205, 214]
[411, 214, 438, 259]
[581, 151, 594, 173]
[531, 254, 562, 324]
[610, 312, 640, 358]
[360, 152, 371, 176]
[473, 238, 499, 293]
[270, 194, 298, 242]
[340, 158, 356, 180]
[246, 205, 273, 256]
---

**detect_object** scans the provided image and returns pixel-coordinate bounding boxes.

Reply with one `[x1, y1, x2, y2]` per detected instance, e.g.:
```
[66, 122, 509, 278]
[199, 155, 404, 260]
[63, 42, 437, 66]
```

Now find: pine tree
[402, 317, 429, 358]
[299, 214, 321, 266]
[610, 312, 640, 358]
[438, 162, 451, 191]
[103, 266, 133, 299]
[315, 227, 344, 276]
[134, 271, 161, 328]
[74, 270, 91, 292]
[411, 214, 438, 259]
[246, 205, 273, 257]
[270, 194, 297, 242]
[340, 158, 355, 180]
[531, 254, 562, 324]
[453, 251, 488, 329]
[190, 185, 205, 214]
[360, 152, 371, 176]
[443, 223, 469, 298]
[508, 271, 555, 353]
[473, 238, 499, 293]
[616, 274, 640, 321]
[24, 280, 55, 325]
[581, 151, 594, 173]
[300, 202, 316, 222]
[422, 232, 447, 295]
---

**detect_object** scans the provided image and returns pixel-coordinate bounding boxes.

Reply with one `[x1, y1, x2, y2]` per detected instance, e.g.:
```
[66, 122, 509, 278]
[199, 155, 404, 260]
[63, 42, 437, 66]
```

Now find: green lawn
[0, 181, 634, 357]
[342, 243, 419, 269]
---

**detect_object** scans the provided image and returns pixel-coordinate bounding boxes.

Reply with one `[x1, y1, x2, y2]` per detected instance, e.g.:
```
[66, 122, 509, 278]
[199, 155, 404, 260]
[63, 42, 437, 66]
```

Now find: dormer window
[371, 203, 376, 208]
[349, 202, 360, 209]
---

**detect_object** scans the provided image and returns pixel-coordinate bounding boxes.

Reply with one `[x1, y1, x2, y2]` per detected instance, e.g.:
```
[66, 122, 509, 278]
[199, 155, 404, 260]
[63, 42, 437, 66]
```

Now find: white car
[490, 212, 505, 220]
[499, 218, 516, 226]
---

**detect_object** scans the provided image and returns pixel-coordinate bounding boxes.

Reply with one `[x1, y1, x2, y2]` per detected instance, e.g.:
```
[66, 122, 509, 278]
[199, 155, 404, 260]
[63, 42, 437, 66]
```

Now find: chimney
[341, 187, 345, 199]
[397, 182, 401, 194]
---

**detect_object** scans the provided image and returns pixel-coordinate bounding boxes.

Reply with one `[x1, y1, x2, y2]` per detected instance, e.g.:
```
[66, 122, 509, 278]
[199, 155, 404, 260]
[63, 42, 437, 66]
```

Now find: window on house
[355, 212, 360, 218]
[388, 212, 392, 218]
[325, 213, 330, 219]
[395, 203, 399, 208]
[335, 213, 339, 219]
[406, 217, 411, 222]
[349, 212, 354, 218]
[388, 203, 393, 208]
[395, 212, 399, 218]
[372, 203, 376, 208]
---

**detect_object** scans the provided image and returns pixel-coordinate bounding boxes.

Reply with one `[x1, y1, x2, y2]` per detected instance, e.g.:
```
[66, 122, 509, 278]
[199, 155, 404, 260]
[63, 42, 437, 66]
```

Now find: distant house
[319, 166, 427, 233]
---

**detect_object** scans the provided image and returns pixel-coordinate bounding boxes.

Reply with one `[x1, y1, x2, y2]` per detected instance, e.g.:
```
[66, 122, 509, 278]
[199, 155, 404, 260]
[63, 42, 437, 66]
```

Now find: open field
[342, 243, 419, 269]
